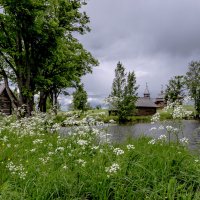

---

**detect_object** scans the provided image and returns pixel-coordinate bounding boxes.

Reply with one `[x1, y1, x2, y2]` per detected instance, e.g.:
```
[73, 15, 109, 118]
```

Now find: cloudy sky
[62, 0, 200, 109]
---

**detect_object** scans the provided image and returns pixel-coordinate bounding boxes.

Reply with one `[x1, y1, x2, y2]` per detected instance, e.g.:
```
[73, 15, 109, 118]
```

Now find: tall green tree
[36, 36, 97, 112]
[111, 62, 126, 99]
[108, 62, 138, 123]
[165, 75, 186, 104]
[0, 0, 97, 116]
[72, 83, 88, 111]
[185, 61, 200, 117]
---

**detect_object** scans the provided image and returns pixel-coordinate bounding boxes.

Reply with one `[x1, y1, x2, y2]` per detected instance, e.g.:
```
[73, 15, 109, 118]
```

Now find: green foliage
[0, 0, 98, 114]
[165, 75, 186, 104]
[108, 62, 138, 123]
[185, 61, 200, 116]
[72, 83, 88, 111]
[0, 113, 199, 199]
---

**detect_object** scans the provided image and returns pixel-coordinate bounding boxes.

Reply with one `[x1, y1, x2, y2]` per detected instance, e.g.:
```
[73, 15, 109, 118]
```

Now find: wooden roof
[136, 97, 158, 108]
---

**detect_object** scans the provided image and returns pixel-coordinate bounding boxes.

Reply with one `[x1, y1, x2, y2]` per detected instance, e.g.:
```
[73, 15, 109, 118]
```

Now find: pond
[106, 120, 200, 153]
[60, 120, 200, 153]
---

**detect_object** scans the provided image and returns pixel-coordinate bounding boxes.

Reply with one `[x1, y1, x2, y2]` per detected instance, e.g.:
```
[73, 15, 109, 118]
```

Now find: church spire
[144, 82, 150, 98]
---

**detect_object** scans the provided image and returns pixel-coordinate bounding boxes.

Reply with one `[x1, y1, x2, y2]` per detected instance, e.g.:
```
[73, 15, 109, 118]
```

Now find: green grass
[57, 104, 196, 125]
[0, 126, 200, 199]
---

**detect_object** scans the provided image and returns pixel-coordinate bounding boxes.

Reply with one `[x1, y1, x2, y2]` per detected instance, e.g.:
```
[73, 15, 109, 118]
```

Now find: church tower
[144, 83, 150, 98]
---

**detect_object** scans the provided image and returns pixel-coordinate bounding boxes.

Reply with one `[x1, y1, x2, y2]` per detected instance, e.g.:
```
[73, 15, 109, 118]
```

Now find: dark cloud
[70, 0, 200, 107]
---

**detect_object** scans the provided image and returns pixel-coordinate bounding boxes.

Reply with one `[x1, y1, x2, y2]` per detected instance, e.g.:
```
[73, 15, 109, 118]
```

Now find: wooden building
[154, 87, 166, 108]
[108, 84, 159, 117]
[135, 84, 158, 116]
[0, 84, 12, 115]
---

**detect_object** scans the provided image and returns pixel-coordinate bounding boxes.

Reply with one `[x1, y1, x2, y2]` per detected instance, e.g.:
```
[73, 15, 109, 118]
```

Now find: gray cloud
[70, 0, 200, 108]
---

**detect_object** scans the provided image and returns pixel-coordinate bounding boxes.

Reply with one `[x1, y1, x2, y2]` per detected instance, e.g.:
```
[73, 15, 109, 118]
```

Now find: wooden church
[135, 84, 158, 116]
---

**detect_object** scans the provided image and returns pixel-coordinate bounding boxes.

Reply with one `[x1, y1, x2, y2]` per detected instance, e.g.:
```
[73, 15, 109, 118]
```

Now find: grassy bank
[0, 113, 200, 199]
[57, 105, 195, 125]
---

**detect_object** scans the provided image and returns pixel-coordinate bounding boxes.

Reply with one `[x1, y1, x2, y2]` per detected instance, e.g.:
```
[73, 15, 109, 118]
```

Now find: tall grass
[0, 112, 199, 199]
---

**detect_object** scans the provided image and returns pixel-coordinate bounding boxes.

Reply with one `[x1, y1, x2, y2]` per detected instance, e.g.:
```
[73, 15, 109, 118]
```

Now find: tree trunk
[39, 91, 48, 112]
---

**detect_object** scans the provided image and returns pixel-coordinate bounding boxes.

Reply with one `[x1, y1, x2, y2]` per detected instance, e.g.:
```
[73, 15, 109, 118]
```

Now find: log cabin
[0, 84, 12, 115]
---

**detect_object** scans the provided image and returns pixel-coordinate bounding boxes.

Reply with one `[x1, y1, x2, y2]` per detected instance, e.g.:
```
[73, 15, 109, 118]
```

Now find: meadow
[0, 109, 200, 199]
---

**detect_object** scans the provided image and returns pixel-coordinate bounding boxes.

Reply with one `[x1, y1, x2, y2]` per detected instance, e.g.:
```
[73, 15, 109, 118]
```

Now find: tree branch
[0, 51, 17, 75]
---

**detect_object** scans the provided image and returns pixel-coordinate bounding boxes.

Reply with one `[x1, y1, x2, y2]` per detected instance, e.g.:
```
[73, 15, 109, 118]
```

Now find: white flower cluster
[55, 146, 65, 152]
[51, 123, 61, 133]
[179, 137, 189, 145]
[158, 134, 167, 141]
[38, 156, 51, 164]
[172, 105, 188, 119]
[113, 148, 124, 155]
[77, 139, 88, 146]
[6, 161, 27, 179]
[76, 159, 86, 167]
[0, 136, 8, 142]
[148, 135, 168, 145]
[166, 126, 174, 132]
[0, 110, 61, 137]
[105, 163, 120, 175]
[64, 114, 104, 127]
[164, 101, 193, 120]
[33, 139, 44, 145]
[126, 144, 135, 150]
[151, 113, 160, 124]
[148, 139, 156, 145]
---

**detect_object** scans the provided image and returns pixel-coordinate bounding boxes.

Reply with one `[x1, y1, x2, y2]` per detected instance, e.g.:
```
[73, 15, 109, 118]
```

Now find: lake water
[60, 120, 200, 153]
[106, 120, 200, 153]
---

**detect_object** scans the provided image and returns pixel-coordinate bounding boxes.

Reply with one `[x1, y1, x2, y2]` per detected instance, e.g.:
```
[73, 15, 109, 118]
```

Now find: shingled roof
[136, 97, 158, 108]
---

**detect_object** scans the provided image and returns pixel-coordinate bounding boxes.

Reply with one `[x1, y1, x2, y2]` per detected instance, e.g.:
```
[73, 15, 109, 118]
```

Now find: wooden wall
[135, 107, 157, 116]
[0, 90, 12, 115]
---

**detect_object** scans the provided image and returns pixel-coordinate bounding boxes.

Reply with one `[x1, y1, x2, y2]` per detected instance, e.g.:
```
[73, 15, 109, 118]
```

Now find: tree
[165, 75, 186, 104]
[107, 62, 138, 123]
[72, 84, 88, 111]
[36, 36, 98, 112]
[185, 61, 200, 117]
[0, 0, 97, 116]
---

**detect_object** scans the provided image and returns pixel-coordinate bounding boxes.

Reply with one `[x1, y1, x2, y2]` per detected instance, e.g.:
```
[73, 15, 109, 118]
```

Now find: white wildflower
[180, 137, 189, 145]
[77, 159, 86, 167]
[39, 157, 50, 164]
[30, 148, 36, 152]
[126, 144, 135, 150]
[63, 165, 68, 169]
[7, 144, 11, 148]
[6, 161, 27, 179]
[158, 134, 167, 141]
[55, 147, 65, 152]
[166, 126, 173, 132]
[99, 149, 104, 153]
[91, 146, 99, 150]
[1, 136, 8, 142]
[105, 163, 120, 175]
[77, 139, 88, 146]
[33, 139, 44, 145]
[148, 139, 156, 145]
[113, 148, 124, 155]
[151, 113, 160, 123]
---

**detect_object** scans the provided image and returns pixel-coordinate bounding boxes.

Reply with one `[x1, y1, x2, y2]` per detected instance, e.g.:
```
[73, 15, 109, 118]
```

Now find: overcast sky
[62, 0, 200, 108]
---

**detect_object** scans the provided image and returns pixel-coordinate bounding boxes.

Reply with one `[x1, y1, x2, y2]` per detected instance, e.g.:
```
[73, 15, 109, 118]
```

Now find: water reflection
[107, 120, 200, 153]
[60, 120, 200, 153]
